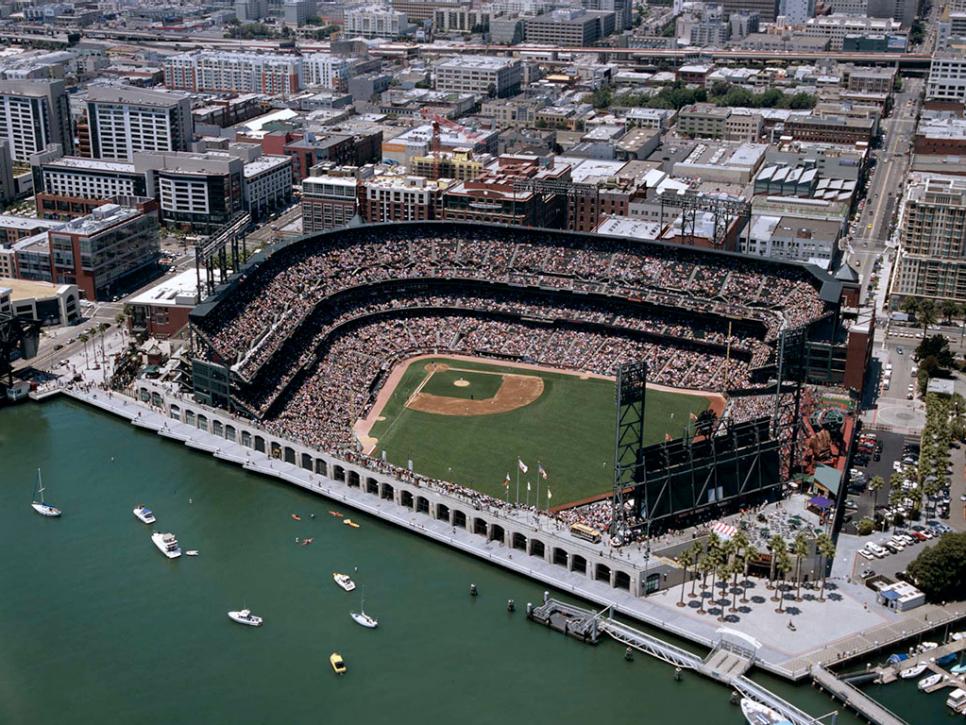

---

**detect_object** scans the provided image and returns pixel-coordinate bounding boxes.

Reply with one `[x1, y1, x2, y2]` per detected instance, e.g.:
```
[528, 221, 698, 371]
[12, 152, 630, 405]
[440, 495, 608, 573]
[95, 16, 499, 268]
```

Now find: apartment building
[801, 15, 902, 51]
[893, 174, 966, 304]
[343, 7, 415, 39]
[31, 152, 149, 220]
[676, 103, 731, 139]
[0, 79, 73, 161]
[435, 56, 523, 98]
[303, 54, 350, 91]
[362, 175, 449, 222]
[242, 154, 294, 221]
[84, 86, 193, 162]
[164, 51, 302, 97]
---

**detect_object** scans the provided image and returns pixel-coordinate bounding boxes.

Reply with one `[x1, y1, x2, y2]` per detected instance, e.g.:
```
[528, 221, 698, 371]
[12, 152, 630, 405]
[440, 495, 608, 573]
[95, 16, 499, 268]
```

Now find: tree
[940, 300, 960, 324]
[915, 335, 955, 369]
[78, 333, 90, 368]
[767, 534, 786, 591]
[740, 543, 758, 603]
[687, 541, 703, 599]
[908, 533, 966, 602]
[793, 532, 810, 601]
[815, 533, 836, 601]
[868, 475, 885, 510]
[857, 518, 874, 536]
[774, 550, 792, 613]
[900, 297, 920, 317]
[696, 555, 713, 613]
[678, 545, 697, 607]
[918, 299, 938, 336]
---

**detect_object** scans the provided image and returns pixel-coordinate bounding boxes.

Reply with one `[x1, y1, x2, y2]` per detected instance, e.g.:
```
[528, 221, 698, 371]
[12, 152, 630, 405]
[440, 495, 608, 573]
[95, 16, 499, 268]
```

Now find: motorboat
[740, 698, 792, 725]
[333, 572, 356, 592]
[899, 663, 928, 679]
[291, 514, 301, 521]
[152, 531, 182, 559]
[351, 589, 378, 629]
[133, 505, 156, 524]
[951, 663, 966, 675]
[186, 550, 199, 556]
[946, 688, 966, 712]
[920, 642, 939, 652]
[228, 609, 263, 627]
[919, 673, 946, 691]
[31, 469, 62, 518]
[343, 519, 360, 529]
[951, 631, 966, 641]
[330, 652, 346, 675]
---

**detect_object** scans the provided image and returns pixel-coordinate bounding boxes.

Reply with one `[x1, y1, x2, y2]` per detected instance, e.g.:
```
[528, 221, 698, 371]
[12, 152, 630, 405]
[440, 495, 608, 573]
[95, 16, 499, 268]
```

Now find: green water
[1, 399, 860, 725]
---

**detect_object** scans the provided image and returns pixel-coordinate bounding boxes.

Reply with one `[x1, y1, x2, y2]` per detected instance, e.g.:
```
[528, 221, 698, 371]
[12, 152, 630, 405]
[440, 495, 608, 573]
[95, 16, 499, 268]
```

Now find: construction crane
[418, 108, 482, 180]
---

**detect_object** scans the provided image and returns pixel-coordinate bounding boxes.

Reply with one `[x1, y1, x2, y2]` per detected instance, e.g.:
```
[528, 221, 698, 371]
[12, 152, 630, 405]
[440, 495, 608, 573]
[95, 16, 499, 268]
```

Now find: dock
[530, 598, 823, 725]
[875, 638, 966, 684]
[812, 665, 907, 725]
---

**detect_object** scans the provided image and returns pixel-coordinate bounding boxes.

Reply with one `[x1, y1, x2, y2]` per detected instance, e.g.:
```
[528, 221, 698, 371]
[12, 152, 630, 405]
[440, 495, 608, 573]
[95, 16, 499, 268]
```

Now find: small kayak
[291, 514, 302, 521]
[329, 511, 344, 518]
[186, 550, 199, 556]
[343, 519, 360, 529]
[300, 538, 314, 546]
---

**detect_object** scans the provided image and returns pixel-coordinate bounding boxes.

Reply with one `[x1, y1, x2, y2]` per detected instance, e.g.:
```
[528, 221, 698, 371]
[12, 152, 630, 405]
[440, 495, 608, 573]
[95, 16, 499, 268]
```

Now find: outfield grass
[367, 357, 711, 505]
[421, 367, 506, 400]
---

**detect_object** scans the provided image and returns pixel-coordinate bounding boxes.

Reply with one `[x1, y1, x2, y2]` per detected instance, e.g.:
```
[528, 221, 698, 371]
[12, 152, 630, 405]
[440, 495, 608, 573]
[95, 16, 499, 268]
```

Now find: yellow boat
[343, 519, 360, 529]
[330, 652, 347, 675]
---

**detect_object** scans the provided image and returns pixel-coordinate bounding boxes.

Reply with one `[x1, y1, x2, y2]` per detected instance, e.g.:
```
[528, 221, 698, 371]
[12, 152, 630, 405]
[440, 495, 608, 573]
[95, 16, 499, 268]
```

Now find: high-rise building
[31, 152, 149, 220]
[0, 79, 73, 162]
[84, 86, 193, 162]
[719, 0, 779, 23]
[893, 174, 966, 304]
[523, 9, 616, 46]
[235, 0, 267, 21]
[164, 51, 303, 97]
[303, 54, 351, 91]
[301, 173, 360, 232]
[778, 0, 815, 24]
[343, 7, 415, 39]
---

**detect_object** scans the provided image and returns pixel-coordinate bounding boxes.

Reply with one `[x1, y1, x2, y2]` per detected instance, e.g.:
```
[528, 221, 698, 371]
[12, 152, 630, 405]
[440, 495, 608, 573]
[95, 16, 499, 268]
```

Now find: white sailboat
[31, 469, 61, 518]
[350, 588, 378, 629]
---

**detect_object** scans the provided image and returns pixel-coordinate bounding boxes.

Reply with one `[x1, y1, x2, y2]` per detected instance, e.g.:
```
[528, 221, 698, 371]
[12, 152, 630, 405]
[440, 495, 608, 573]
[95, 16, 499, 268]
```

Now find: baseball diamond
[357, 355, 722, 506]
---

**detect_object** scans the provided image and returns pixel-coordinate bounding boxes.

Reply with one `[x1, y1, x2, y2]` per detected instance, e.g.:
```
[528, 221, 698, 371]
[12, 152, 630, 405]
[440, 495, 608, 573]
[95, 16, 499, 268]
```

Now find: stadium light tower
[612, 360, 647, 543]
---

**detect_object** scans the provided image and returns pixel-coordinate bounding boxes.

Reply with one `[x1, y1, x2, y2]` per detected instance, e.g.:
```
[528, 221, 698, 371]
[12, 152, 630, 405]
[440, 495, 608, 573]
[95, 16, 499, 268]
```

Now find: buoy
[507, 599, 515, 612]
[526, 602, 533, 617]
[625, 647, 634, 662]
[729, 691, 739, 704]
[675, 667, 683, 681]
[470, 584, 478, 597]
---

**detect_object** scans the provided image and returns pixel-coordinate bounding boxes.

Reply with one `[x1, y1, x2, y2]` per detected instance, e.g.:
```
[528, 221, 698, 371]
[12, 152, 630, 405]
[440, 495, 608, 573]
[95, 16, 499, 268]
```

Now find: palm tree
[678, 546, 697, 608]
[728, 558, 744, 613]
[775, 550, 792, 614]
[940, 299, 960, 325]
[78, 333, 90, 368]
[815, 533, 836, 601]
[696, 555, 713, 614]
[868, 475, 885, 510]
[793, 532, 810, 601]
[740, 543, 759, 603]
[701, 532, 722, 590]
[767, 534, 786, 593]
[706, 546, 723, 612]
[716, 559, 732, 621]
[687, 541, 703, 599]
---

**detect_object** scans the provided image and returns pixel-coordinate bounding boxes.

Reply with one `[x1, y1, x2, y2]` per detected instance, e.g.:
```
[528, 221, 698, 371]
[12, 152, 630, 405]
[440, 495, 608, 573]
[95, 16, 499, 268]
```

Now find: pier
[530, 598, 823, 725]
[812, 665, 907, 725]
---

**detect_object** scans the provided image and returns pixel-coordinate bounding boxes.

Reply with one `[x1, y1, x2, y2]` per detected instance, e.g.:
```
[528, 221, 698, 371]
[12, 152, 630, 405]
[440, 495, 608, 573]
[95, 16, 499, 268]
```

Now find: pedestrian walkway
[812, 664, 906, 725]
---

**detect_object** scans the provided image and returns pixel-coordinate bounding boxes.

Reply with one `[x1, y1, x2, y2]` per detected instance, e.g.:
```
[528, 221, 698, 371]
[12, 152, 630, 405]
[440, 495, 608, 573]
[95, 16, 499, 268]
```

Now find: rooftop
[0, 215, 64, 232]
[128, 269, 206, 308]
[0, 276, 72, 300]
[437, 55, 517, 71]
[43, 156, 138, 174]
[58, 204, 141, 236]
[86, 85, 190, 107]
[243, 155, 292, 178]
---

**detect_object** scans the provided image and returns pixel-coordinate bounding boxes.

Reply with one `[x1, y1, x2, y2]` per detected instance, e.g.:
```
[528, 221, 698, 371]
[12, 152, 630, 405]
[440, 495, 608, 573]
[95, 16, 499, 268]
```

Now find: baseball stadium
[189, 221, 851, 539]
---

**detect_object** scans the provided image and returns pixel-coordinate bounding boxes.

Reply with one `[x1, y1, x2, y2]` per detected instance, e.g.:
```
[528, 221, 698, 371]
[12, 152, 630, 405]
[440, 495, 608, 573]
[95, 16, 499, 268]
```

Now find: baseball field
[359, 356, 720, 506]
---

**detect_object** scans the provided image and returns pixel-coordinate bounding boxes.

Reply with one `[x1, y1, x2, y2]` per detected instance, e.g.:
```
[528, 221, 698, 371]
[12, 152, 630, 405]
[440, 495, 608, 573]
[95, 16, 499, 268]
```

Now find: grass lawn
[367, 357, 711, 505]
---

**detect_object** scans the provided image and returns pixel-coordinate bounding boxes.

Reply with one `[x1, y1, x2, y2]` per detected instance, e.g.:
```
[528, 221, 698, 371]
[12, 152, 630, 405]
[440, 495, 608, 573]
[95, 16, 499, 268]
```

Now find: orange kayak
[328, 511, 344, 518]
[291, 514, 302, 521]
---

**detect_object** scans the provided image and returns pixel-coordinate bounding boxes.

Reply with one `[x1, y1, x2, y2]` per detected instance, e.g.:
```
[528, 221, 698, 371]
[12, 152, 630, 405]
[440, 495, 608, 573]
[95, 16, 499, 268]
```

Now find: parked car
[883, 542, 901, 555]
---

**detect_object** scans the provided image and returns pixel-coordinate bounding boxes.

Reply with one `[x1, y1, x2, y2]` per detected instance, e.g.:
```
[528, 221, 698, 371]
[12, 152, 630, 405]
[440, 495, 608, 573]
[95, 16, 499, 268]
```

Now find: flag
[547, 488, 552, 500]
[503, 473, 511, 489]
[664, 433, 673, 442]
[518, 459, 528, 474]
[689, 411, 698, 421]
[538, 463, 548, 480]
[527, 480, 531, 492]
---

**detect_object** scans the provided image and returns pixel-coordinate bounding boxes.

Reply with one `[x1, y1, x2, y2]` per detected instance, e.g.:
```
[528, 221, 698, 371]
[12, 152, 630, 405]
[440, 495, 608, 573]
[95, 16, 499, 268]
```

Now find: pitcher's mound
[454, 378, 470, 388]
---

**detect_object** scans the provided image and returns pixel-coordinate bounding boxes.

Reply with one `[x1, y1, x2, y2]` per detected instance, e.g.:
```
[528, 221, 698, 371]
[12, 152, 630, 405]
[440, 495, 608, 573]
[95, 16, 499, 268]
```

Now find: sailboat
[350, 587, 378, 629]
[31, 469, 61, 517]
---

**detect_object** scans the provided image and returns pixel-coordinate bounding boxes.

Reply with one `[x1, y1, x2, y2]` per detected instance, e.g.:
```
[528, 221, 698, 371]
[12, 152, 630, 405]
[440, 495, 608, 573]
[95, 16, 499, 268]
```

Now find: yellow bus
[569, 523, 602, 544]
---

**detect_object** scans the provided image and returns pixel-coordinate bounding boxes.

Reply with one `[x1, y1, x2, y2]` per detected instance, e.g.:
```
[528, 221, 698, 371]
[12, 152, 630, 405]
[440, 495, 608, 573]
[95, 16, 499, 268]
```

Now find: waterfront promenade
[42, 374, 966, 684]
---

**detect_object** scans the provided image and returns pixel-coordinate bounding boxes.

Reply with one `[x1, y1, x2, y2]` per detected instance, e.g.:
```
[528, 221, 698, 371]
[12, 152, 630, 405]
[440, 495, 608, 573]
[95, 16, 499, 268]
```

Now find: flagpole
[536, 474, 540, 512]
[526, 481, 530, 508]
[515, 464, 520, 506]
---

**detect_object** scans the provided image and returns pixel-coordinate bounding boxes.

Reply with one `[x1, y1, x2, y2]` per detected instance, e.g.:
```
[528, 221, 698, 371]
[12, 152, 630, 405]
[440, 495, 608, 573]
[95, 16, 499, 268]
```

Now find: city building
[241, 153, 294, 221]
[778, 0, 815, 24]
[783, 115, 877, 145]
[31, 151, 149, 220]
[362, 175, 450, 222]
[742, 215, 840, 264]
[0, 277, 80, 325]
[435, 56, 523, 99]
[48, 201, 160, 300]
[927, 53, 966, 104]
[343, 7, 415, 39]
[523, 9, 616, 47]
[0, 79, 73, 162]
[301, 172, 360, 232]
[391, 0, 469, 21]
[801, 15, 902, 51]
[163, 51, 303, 98]
[127, 268, 205, 338]
[83, 86, 193, 162]
[284, 0, 317, 25]
[0, 215, 63, 245]
[676, 104, 731, 139]
[893, 174, 966, 305]
[720, 0, 779, 23]
[303, 54, 350, 91]
[235, 0, 267, 21]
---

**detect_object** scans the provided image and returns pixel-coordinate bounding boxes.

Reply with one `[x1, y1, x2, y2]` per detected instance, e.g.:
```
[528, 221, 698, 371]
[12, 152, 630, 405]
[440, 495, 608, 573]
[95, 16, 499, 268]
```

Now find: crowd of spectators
[196, 226, 827, 382]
